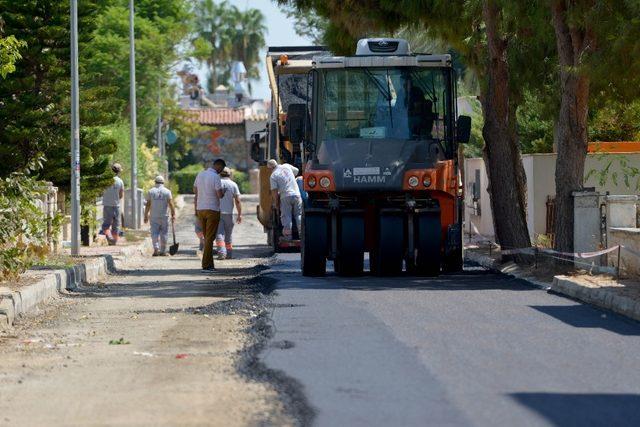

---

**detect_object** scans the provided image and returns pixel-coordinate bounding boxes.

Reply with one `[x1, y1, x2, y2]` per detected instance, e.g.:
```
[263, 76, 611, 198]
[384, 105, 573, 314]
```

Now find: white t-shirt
[194, 168, 222, 211]
[270, 164, 300, 197]
[103, 176, 124, 207]
[145, 184, 172, 220]
[220, 178, 240, 214]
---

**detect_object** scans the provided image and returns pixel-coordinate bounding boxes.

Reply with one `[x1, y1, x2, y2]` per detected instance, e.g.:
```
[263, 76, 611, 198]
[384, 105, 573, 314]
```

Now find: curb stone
[466, 249, 640, 322]
[0, 238, 150, 330]
[465, 249, 551, 291]
[552, 275, 640, 322]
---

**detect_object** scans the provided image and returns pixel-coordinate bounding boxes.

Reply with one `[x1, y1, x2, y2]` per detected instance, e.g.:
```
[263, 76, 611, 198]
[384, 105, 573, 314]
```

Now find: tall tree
[549, 0, 594, 253]
[0, 0, 120, 201]
[192, 0, 233, 91]
[192, 0, 266, 93]
[229, 6, 266, 91]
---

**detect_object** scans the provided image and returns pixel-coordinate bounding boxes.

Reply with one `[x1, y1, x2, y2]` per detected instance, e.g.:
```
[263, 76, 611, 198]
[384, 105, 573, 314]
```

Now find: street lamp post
[129, 0, 138, 228]
[70, 0, 80, 255]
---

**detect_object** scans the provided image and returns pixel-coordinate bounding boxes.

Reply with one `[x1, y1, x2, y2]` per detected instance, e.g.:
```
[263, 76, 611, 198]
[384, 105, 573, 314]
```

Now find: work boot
[226, 250, 233, 259]
[217, 252, 226, 260]
[152, 249, 159, 256]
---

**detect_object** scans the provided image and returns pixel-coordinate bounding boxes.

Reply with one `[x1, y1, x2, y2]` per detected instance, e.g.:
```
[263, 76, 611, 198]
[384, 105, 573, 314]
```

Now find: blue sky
[195, 0, 312, 100]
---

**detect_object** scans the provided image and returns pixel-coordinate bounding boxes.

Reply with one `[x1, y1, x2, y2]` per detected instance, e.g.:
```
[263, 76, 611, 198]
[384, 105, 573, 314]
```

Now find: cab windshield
[315, 67, 454, 158]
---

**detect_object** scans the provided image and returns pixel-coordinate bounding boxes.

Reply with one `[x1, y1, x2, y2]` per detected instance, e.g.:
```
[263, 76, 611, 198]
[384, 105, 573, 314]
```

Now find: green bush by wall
[172, 164, 201, 194]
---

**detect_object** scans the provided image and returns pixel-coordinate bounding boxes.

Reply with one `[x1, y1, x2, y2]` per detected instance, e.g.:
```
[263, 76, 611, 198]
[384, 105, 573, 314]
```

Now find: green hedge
[232, 170, 250, 194]
[172, 164, 200, 194]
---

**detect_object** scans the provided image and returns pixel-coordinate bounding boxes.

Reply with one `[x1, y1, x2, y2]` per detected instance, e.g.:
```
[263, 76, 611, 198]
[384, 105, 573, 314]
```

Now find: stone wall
[190, 125, 250, 170]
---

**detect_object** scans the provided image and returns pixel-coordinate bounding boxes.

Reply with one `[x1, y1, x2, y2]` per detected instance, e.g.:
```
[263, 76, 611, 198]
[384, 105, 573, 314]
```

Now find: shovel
[169, 218, 179, 255]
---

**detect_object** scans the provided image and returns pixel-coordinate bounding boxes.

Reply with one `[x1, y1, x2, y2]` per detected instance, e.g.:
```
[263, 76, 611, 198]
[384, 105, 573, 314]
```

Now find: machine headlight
[307, 176, 317, 188]
[319, 177, 331, 188]
[408, 176, 419, 188]
[423, 176, 432, 187]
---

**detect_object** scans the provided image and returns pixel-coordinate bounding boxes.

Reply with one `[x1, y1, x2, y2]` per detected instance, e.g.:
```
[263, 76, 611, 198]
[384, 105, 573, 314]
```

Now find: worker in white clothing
[143, 176, 176, 256]
[215, 167, 242, 260]
[267, 159, 302, 240]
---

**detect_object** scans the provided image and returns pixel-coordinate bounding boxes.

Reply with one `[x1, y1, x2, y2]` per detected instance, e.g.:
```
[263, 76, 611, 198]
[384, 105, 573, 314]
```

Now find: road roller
[299, 38, 471, 276]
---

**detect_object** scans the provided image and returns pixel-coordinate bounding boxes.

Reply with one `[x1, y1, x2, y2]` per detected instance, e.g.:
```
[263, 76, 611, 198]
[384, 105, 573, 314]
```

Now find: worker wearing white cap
[268, 159, 301, 240]
[144, 175, 176, 256]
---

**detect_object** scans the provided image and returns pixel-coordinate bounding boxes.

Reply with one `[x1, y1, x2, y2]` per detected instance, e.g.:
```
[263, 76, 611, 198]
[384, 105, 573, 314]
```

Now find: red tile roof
[186, 108, 245, 125]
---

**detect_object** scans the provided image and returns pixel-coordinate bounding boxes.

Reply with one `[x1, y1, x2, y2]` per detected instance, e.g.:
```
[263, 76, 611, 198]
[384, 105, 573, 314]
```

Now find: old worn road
[2, 196, 640, 426]
[262, 254, 640, 427]
[0, 198, 293, 426]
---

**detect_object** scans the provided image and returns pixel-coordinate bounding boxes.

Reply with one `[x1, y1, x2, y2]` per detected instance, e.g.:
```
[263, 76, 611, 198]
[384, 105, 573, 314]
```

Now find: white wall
[464, 153, 640, 241]
[464, 157, 494, 239]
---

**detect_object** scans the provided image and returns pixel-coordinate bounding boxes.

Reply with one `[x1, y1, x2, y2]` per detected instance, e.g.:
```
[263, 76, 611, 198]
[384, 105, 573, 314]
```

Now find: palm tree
[192, 0, 234, 92]
[192, 0, 266, 94]
[230, 7, 266, 94]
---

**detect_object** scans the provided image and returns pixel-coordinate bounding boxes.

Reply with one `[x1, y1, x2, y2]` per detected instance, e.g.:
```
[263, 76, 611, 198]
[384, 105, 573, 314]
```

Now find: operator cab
[304, 38, 470, 192]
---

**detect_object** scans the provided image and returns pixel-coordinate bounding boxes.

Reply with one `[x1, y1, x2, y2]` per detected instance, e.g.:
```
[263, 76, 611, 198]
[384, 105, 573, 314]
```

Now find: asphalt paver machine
[251, 45, 328, 252]
[300, 38, 471, 276]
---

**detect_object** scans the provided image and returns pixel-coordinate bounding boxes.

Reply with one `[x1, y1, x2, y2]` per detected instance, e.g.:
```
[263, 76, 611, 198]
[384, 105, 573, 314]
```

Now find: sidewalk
[466, 244, 640, 322]
[0, 195, 187, 329]
[0, 236, 150, 330]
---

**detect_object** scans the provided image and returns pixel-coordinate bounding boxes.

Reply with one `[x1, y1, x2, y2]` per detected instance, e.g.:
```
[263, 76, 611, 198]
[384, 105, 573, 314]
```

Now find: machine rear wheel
[415, 210, 441, 276]
[270, 208, 281, 253]
[334, 212, 364, 276]
[443, 225, 463, 272]
[301, 212, 328, 276]
[443, 247, 463, 273]
[370, 210, 404, 276]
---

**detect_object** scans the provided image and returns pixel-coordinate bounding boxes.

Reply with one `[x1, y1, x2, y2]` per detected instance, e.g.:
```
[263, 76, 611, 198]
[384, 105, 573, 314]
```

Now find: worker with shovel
[144, 176, 176, 256]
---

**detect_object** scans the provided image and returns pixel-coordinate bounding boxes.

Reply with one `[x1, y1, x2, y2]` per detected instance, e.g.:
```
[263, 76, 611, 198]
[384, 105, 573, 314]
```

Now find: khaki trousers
[197, 210, 221, 269]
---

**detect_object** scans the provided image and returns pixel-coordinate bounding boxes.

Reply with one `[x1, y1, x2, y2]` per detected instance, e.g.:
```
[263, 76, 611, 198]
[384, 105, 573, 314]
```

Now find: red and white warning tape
[468, 221, 639, 260]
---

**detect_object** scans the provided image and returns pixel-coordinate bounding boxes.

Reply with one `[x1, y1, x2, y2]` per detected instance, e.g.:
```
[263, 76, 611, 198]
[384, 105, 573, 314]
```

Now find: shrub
[172, 164, 201, 194]
[0, 174, 49, 280]
[231, 169, 251, 194]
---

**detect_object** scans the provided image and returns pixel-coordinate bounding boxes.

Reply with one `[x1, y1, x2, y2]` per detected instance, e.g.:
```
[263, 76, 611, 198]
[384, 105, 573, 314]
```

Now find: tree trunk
[480, 0, 531, 257]
[551, 0, 592, 253]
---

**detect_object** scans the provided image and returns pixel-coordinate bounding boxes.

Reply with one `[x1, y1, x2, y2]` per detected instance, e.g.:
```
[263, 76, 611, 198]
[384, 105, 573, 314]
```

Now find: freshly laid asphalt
[261, 254, 640, 427]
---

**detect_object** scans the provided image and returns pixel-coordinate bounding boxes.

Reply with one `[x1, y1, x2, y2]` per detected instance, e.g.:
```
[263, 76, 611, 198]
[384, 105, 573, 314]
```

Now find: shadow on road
[511, 392, 640, 426]
[530, 305, 640, 336]
[270, 269, 538, 292]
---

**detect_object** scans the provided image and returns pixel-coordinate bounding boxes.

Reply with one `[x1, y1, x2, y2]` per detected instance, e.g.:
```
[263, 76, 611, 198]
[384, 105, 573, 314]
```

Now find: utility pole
[70, 0, 80, 255]
[128, 0, 138, 228]
[157, 84, 165, 179]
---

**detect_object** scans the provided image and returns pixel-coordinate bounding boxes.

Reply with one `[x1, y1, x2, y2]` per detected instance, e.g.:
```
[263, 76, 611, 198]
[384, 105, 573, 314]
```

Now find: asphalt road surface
[261, 254, 640, 427]
[3, 196, 640, 426]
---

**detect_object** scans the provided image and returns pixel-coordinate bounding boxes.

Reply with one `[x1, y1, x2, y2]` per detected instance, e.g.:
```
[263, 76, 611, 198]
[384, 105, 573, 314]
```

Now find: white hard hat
[267, 159, 278, 169]
[154, 175, 165, 184]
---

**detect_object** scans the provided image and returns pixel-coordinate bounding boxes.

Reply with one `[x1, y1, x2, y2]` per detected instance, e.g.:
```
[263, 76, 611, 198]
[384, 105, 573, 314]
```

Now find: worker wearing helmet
[143, 175, 176, 256]
[267, 159, 301, 240]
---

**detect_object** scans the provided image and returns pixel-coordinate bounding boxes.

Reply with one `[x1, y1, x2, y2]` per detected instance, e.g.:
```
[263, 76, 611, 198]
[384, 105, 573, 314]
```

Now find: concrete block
[608, 227, 640, 278]
[607, 195, 638, 228]
[573, 191, 602, 267]
[0, 298, 15, 326]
